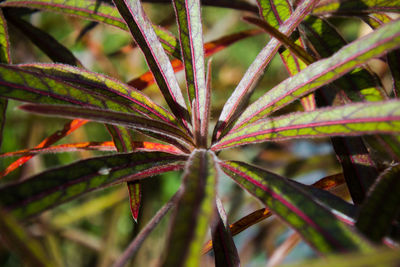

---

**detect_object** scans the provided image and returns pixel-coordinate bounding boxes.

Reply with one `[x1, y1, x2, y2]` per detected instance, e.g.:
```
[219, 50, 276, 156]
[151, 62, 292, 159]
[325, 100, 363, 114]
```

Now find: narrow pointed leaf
[128, 28, 262, 90]
[106, 124, 143, 223]
[112, 188, 182, 267]
[244, 16, 314, 65]
[213, 0, 319, 141]
[113, 0, 190, 124]
[0, 207, 53, 267]
[211, 198, 240, 267]
[0, 152, 186, 219]
[204, 173, 351, 254]
[356, 164, 400, 242]
[173, 0, 207, 132]
[219, 160, 370, 253]
[232, 19, 400, 130]
[0, 0, 182, 57]
[5, 12, 82, 66]
[0, 119, 87, 178]
[0, 9, 10, 150]
[213, 100, 400, 151]
[162, 149, 217, 267]
[19, 63, 179, 126]
[0, 141, 182, 157]
[313, 0, 400, 16]
[256, 0, 317, 111]
[127, 181, 141, 222]
[20, 104, 194, 149]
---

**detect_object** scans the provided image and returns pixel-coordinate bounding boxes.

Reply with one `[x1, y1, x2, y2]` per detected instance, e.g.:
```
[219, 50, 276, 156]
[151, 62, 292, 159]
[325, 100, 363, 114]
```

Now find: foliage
[1, 0, 400, 266]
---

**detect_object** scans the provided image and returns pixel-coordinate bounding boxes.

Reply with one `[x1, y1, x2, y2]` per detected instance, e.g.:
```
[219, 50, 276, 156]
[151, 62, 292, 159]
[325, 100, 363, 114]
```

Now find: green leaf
[173, 0, 207, 145]
[113, 0, 190, 125]
[0, 152, 186, 219]
[0, 9, 10, 150]
[0, 207, 54, 267]
[313, 0, 400, 16]
[212, 100, 400, 151]
[20, 104, 195, 150]
[0, 0, 182, 58]
[212, 0, 319, 141]
[300, 16, 386, 203]
[0, 9, 10, 64]
[257, 0, 292, 29]
[301, 16, 387, 102]
[356, 164, 400, 242]
[232, 18, 400, 130]
[219, 160, 371, 253]
[162, 149, 217, 267]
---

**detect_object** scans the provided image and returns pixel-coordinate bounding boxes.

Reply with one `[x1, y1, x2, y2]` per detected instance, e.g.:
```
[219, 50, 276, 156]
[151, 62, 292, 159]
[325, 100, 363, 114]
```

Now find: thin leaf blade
[0, 152, 186, 219]
[213, 0, 319, 141]
[162, 149, 217, 267]
[356, 164, 400, 242]
[212, 100, 400, 151]
[232, 18, 400, 130]
[113, 0, 190, 124]
[219, 160, 370, 253]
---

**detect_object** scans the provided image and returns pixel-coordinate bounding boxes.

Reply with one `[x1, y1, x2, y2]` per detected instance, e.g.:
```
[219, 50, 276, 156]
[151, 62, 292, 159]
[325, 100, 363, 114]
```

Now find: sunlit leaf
[113, 0, 190, 124]
[162, 149, 217, 267]
[219, 160, 370, 253]
[313, 0, 400, 16]
[19, 63, 180, 126]
[173, 0, 207, 139]
[0, 152, 186, 219]
[213, 0, 319, 141]
[213, 100, 400, 151]
[231, 18, 400, 130]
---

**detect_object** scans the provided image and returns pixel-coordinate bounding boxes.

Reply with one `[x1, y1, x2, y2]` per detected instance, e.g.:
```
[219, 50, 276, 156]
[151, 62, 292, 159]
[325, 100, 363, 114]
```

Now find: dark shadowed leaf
[4, 12, 82, 66]
[0, 152, 186, 219]
[211, 198, 240, 267]
[0, 9, 10, 150]
[0, 207, 54, 267]
[356, 164, 400, 242]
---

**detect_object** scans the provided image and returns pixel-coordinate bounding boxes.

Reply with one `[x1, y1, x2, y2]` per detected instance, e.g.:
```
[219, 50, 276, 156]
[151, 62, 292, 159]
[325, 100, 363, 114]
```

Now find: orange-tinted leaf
[0, 119, 87, 178]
